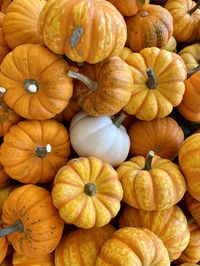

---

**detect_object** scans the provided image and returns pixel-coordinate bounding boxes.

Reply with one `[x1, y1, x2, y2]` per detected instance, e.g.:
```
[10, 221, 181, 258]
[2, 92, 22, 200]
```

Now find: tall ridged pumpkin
[12, 252, 54, 266]
[38, 0, 127, 64]
[55, 225, 115, 266]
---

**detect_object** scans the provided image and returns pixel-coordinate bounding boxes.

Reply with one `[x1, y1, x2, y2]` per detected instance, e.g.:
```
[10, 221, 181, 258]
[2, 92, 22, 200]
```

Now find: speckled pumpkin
[0, 119, 70, 184]
[55, 225, 115, 266]
[96, 227, 170, 265]
[38, 0, 127, 64]
[52, 157, 123, 229]
[179, 43, 200, 71]
[119, 205, 190, 261]
[0, 184, 64, 258]
[0, 226, 8, 264]
[117, 151, 186, 210]
[12, 252, 54, 266]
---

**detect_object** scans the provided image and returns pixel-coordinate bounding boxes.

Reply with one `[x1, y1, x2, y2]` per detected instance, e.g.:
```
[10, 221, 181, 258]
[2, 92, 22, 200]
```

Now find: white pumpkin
[69, 111, 130, 167]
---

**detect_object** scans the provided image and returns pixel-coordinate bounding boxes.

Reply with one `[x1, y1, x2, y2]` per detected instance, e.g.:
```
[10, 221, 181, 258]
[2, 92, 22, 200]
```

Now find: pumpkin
[13, 252, 54, 266]
[2, 0, 46, 49]
[165, 0, 200, 42]
[108, 0, 149, 16]
[179, 264, 199, 266]
[52, 157, 123, 229]
[128, 117, 184, 160]
[0, 0, 12, 13]
[38, 0, 127, 64]
[186, 193, 200, 225]
[179, 133, 200, 200]
[0, 119, 70, 184]
[119, 205, 190, 261]
[0, 184, 64, 258]
[119, 47, 133, 61]
[0, 12, 10, 64]
[69, 111, 130, 167]
[177, 221, 200, 264]
[0, 226, 8, 264]
[0, 44, 76, 120]
[0, 258, 12, 266]
[117, 151, 186, 210]
[179, 43, 200, 71]
[0, 146, 10, 188]
[55, 225, 115, 265]
[68, 56, 133, 116]
[0, 185, 15, 215]
[126, 4, 173, 52]
[96, 227, 170, 265]
[122, 47, 187, 121]
[162, 36, 177, 53]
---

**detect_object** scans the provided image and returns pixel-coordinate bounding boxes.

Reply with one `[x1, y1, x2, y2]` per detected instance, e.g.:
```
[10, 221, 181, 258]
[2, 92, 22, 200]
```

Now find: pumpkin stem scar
[35, 144, 52, 159]
[69, 26, 84, 48]
[187, 65, 200, 78]
[146, 68, 157, 89]
[143, 150, 155, 170]
[0, 220, 24, 237]
[84, 183, 97, 196]
[141, 11, 148, 17]
[188, 0, 200, 15]
[112, 112, 127, 128]
[24, 79, 39, 93]
[67, 70, 98, 91]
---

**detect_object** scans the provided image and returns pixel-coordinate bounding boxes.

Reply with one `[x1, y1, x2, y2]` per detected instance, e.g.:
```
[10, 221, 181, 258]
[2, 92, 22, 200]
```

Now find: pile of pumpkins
[0, 0, 199, 265]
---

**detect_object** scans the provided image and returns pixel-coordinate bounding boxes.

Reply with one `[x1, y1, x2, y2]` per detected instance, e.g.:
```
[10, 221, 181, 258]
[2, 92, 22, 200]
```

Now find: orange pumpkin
[119, 205, 190, 261]
[52, 157, 123, 229]
[0, 184, 64, 258]
[117, 151, 186, 210]
[0, 44, 76, 120]
[69, 56, 133, 116]
[0, 0, 12, 13]
[0, 146, 10, 188]
[38, 0, 127, 64]
[126, 4, 173, 52]
[1, 119, 70, 184]
[179, 43, 200, 71]
[55, 225, 115, 265]
[165, 0, 200, 42]
[179, 133, 200, 200]
[0, 12, 10, 64]
[123, 47, 187, 121]
[0, 184, 16, 215]
[0, 226, 8, 264]
[128, 117, 184, 159]
[12, 252, 54, 266]
[186, 193, 200, 225]
[2, 0, 46, 49]
[96, 227, 170, 265]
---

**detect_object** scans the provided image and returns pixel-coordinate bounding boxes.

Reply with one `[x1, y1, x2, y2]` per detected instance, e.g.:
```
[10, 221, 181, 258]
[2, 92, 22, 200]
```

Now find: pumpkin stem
[188, 0, 200, 15]
[143, 150, 155, 170]
[146, 68, 157, 89]
[84, 183, 97, 196]
[35, 144, 52, 159]
[67, 70, 98, 91]
[112, 112, 127, 128]
[69, 26, 84, 48]
[141, 11, 149, 17]
[0, 220, 24, 237]
[0, 87, 6, 96]
[24, 79, 39, 93]
[187, 65, 200, 78]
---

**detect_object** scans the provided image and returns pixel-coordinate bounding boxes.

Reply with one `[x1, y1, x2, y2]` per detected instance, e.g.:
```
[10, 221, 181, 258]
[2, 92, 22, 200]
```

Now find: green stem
[187, 65, 200, 78]
[143, 151, 155, 170]
[146, 68, 157, 89]
[67, 70, 98, 91]
[35, 144, 51, 159]
[0, 220, 24, 237]
[112, 112, 127, 128]
[84, 183, 96, 196]
[188, 0, 200, 15]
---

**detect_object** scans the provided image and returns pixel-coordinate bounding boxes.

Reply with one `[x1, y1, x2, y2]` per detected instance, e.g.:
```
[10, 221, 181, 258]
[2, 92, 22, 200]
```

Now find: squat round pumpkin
[179, 43, 200, 71]
[12, 252, 54, 266]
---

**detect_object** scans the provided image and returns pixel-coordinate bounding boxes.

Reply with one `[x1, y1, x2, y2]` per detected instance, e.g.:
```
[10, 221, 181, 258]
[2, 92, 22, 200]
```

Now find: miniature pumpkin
[117, 151, 186, 210]
[126, 4, 173, 52]
[0, 184, 64, 258]
[0, 44, 76, 120]
[0, 119, 70, 184]
[69, 111, 130, 166]
[119, 47, 133, 61]
[179, 43, 200, 71]
[68, 56, 133, 116]
[2, 0, 46, 49]
[179, 133, 200, 200]
[55, 225, 115, 265]
[186, 193, 200, 225]
[13, 252, 54, 266]
[119, 205, 190, 261]
[0, 146, 10, 188]
[96, 227, 170, 265]
[0, 12, 10, 64]
[0, 226, 8, 264]
[0, 185, 15, 215]
[52, 157, 123, 229]
[128, 117, 184, 159]
[165, 0, 200, 42]
[162, 36, 177, 52]
[108, 0, 149, 16]
[38, 0, 127, 64]
[123, 47, 187, 120]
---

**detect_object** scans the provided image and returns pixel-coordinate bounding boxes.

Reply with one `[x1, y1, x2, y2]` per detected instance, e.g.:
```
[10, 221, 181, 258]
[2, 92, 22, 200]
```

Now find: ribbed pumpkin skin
[123, 47, 186, 120]
[0, 44, 75, 120]
[119, 205, 190, 261]
[55, 225, 115, 266]
[162, 36, 177, 52]
[96, 227, 170, 265]
[165, 0, 200, 42]
[0, 12, 10, 64]
[117, 155, 186, 210]
[186, 193, 200, 225]
[2, 0, 46, 49]
[0, 119, 70, 184]
[179, 133, 200, 200]
[179, 43, 200, 70]
[126, 4, 173, 52]
[0, 226, 8, 264]
[178, 222, 200, 264]
[52, 157, 123, 229]
[128, 117, 184, 159]
[13, 252, 54, 266]
[2, 184, 64, 258]
[0, 146, 10, 188]
[108, 0, 149, 16]
[74, 56, 133, 116]
[38, 0, 127, 64]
